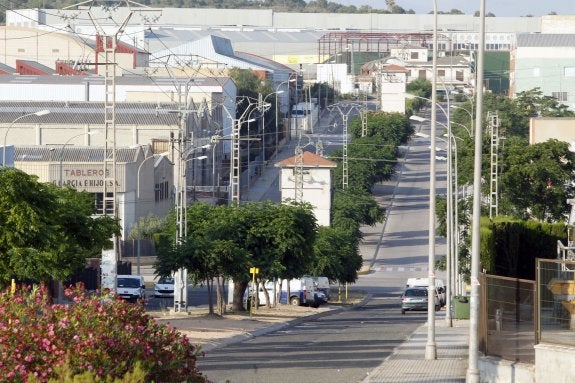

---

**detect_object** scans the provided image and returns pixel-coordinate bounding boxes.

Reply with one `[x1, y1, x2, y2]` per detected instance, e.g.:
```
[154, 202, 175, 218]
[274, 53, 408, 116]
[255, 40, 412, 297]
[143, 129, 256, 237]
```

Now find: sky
[336, 0, 574, 17]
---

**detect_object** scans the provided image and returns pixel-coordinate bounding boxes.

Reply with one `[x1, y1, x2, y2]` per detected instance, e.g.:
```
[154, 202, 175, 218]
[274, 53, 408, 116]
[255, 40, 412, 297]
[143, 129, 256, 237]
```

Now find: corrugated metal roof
[151, 35, 271, 71]
[0, 74, 230, 87]
[517, 33, 575, 47]
[15, 145, 150, 163]
[0, 101, 181, 126]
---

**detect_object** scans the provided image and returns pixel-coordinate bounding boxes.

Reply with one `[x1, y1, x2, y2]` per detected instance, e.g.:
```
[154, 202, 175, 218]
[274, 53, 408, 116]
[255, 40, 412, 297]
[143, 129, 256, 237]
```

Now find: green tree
[0, 168, 119, 287]
[500, 138, 575, 221]
[155, 202, 318, 312]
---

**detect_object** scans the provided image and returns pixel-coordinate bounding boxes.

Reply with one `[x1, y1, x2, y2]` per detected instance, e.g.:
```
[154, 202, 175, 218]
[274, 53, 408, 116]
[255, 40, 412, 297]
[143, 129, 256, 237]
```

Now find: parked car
[154, 276, 175, 298]
[401, 287, 440, 315]
[116, 275, 146, 303]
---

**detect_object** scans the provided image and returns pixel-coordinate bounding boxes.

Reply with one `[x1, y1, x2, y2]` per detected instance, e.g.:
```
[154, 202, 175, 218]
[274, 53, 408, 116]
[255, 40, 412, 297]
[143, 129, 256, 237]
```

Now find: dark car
[401, 287, 440, 315]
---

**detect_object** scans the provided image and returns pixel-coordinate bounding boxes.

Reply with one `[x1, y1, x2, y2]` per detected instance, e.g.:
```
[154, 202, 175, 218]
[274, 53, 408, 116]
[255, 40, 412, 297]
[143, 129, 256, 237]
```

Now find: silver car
[401, 287, 440, 315]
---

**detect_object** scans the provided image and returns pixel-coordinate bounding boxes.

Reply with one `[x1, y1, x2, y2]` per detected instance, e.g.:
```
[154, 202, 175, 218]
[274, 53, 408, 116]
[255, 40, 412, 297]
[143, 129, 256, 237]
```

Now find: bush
[0, 284, 210, 383]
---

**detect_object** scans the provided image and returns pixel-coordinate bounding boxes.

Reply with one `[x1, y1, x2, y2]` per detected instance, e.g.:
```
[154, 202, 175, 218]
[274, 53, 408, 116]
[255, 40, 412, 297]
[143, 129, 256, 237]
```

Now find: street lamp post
[425, 0, 438, 360]
[450, 104, 474, 137]
[258, 92, 279, 176]
[136, 151, 169, 275]
[59, 131, 98, 187]
[467, 0, 486, 381]
[2, 110, 50, 167]
[276, 78, 296, 155]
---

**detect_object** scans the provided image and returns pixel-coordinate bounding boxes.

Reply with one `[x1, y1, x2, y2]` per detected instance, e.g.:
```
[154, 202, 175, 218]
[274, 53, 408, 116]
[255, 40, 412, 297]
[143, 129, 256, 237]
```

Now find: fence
[479, 273, 536, 363]
[537, 258, 575, 347]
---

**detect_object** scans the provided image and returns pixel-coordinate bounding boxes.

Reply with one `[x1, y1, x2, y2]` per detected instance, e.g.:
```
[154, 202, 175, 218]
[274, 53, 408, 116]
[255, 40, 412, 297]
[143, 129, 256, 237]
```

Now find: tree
[155, 202, 318, 312]
[500, 138, 575, 221]
[0, 168, 119, 287]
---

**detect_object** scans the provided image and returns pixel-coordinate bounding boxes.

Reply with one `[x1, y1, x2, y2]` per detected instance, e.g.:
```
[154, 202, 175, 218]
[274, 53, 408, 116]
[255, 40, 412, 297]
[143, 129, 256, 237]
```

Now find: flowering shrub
[0, 284, 210, 383]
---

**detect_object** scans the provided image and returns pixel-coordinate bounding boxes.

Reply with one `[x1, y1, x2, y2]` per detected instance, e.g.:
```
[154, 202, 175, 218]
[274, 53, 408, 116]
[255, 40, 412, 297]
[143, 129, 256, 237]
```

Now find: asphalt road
[197, 106, 448, 383]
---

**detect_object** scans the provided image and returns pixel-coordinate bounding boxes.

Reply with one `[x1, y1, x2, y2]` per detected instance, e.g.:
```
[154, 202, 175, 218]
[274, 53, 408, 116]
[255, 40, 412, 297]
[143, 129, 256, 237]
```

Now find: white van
[406, 277, 446, 307]
[116, 275, 146, 302]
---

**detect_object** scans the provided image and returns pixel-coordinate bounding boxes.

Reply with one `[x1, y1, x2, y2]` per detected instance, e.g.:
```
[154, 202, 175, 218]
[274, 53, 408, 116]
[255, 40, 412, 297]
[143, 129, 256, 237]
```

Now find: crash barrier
[479, 273, 535, 364]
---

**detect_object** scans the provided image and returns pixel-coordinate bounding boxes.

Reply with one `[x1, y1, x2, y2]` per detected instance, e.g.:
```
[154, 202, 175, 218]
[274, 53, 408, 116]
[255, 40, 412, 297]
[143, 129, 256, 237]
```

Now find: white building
[275, 151, 337, 227]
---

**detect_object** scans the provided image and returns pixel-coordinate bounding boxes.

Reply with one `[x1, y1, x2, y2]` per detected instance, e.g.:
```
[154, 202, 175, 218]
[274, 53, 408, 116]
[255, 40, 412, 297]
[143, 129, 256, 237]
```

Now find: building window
[154, 181, 170, 202]
[437, 69, 445, 78]
[456, 70, 464, 81]
[418, 70, 426, 79]
[92, 192, 114, 215]
[552, 92, 568, 102]
[17, 48, 25, 53]
[411, 52, 419, 60]
[52, 49, 59, 53]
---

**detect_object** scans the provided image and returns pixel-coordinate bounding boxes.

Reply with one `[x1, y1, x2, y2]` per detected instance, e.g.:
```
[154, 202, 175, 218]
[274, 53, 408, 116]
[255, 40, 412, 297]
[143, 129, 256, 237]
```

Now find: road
[197, 105, 448, 383]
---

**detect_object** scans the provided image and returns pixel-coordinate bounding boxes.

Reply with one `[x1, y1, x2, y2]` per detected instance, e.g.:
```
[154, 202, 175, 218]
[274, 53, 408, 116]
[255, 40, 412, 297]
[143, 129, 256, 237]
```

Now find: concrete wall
[479, 356, 534, 383]
[535, 343, 575, 383]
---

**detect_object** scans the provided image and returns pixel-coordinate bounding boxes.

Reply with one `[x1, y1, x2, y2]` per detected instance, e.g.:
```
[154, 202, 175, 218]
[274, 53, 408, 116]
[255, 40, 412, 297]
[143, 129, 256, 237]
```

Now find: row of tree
[150, 105, 412, 313]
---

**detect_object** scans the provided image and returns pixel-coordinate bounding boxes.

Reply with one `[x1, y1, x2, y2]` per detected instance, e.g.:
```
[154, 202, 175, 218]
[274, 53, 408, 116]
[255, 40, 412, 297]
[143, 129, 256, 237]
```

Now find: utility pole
[61, 1, 160, 292]
[488, 111, 500, 219]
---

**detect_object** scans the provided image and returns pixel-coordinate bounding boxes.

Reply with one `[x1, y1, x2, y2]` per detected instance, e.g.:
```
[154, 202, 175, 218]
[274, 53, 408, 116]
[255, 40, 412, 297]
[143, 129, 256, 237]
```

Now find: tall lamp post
[467, 0, 486, 381]
[425, 0, 438, 360]
[275, 78, 296, 155]
[59, 131, 98, 187]
[3, 110, 51, 167]
[136, 151, 169, 275]
[259, 91, 281, 174]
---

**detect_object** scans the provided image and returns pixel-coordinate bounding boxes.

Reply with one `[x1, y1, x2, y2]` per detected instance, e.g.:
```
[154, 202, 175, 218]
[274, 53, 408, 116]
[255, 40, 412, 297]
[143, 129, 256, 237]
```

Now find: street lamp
[136, 151, 169, 275]
[260, 91, 282, 174]
[59, 131, 98, 187]
[450, 104, 474, 136]
[2, 109, 50, 167]
[425, 0, 438, 360]
[468, 0, 486, 381]
[276, 78, 296, 154]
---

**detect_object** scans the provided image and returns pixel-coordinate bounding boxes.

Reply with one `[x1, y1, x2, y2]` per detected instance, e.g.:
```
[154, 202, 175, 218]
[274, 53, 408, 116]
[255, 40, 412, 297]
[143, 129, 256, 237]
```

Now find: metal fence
[479, 273, 536, 363]
[537, 258, 575, 347]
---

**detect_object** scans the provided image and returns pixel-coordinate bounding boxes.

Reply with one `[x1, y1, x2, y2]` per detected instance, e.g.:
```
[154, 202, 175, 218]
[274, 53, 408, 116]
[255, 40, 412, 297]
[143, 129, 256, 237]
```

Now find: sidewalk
[362, 316, 469, 383]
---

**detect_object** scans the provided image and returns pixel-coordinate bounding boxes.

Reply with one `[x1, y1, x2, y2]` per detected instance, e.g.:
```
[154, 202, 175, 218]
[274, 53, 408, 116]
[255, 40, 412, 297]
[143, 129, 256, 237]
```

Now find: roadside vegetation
[408, 80, 575, 281]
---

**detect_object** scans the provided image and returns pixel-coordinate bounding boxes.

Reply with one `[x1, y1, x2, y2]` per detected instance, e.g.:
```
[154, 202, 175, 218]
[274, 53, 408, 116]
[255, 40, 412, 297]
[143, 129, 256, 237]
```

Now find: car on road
[116, 275, 146, 303]
[154, 276, 175, 298]
[401, 287, 440, 315]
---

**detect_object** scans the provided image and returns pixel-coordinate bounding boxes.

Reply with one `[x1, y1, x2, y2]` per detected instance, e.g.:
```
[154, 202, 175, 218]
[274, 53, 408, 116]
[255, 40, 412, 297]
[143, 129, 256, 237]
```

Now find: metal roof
[0, 101, 181, 126]
[517, 33, 575, 47]
[15, 145, 152, 163]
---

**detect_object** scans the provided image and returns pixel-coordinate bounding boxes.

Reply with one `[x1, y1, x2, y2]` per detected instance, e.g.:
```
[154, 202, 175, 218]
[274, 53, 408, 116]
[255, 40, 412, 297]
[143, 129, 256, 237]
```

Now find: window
[437, 69, 445, 77]
[17, 48, 25, 53]
[92, 192, 114, 215]
[552, 92, 568, 102]
[52, 49, 59, 53]
[456, 71, 464, 81]
[418, 70, 426, 79]
[411, 52, 419, 60]
[154, 181, 170, 202]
